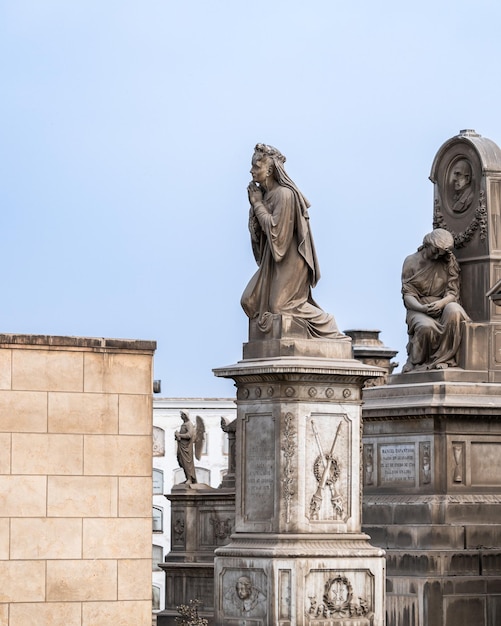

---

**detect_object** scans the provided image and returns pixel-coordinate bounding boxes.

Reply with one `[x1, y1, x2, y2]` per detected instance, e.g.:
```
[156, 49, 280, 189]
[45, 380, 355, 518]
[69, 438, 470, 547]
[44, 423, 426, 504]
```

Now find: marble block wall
[0, 334, 156, 626]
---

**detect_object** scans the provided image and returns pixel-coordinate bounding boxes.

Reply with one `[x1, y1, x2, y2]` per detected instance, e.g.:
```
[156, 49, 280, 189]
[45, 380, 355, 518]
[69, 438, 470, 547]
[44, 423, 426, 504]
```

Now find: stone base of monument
[243, 316, 352, 360]
[362, 371, 501, 626]
[214, 534, 385, 625]
[157, 487, 235, 626]
[213, 318, 386, 625]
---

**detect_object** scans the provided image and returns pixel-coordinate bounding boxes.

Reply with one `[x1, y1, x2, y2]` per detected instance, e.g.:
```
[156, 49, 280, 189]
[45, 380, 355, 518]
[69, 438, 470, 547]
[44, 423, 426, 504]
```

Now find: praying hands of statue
[248, 181, 263, 208]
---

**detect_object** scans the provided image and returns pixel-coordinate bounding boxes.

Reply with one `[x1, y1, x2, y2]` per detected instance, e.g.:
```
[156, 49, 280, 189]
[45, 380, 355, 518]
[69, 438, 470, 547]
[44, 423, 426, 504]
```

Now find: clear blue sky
[2, 1, 501, 397]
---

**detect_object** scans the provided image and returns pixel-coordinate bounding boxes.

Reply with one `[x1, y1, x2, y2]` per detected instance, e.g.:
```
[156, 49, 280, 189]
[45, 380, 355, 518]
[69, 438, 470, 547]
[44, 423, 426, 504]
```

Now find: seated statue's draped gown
[241, 184, 340, 338]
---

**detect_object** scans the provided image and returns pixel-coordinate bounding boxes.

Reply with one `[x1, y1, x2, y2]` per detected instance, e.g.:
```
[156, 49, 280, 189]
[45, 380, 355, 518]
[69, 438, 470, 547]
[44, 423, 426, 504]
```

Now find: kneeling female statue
[241, 143, 342, 339]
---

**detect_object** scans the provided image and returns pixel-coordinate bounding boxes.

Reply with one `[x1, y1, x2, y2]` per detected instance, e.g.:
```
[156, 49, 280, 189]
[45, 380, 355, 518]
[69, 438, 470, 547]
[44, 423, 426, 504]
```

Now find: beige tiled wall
[0, 335, 155, 626]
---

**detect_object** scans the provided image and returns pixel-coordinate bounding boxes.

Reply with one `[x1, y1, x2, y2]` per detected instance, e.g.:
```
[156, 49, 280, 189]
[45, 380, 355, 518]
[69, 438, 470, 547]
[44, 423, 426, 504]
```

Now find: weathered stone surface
[157, 488, 235, 626]
[363, 131, 501, 626]
[213, 320, 385, 625]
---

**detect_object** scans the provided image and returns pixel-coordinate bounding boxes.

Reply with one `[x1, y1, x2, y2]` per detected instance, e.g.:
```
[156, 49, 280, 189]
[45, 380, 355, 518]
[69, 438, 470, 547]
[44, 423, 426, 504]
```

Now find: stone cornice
[214, 357, 384, 385]
[0, 333, 156, 352]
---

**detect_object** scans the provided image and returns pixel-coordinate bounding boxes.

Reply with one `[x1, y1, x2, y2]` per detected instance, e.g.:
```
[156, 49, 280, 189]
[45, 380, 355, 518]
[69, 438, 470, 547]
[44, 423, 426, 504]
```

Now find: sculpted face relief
[451, 159, 471, 191]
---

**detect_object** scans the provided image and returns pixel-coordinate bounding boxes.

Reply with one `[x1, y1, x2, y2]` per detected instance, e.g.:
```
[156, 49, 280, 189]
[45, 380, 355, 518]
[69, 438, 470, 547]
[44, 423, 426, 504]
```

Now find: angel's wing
[194, 415, 206, 460]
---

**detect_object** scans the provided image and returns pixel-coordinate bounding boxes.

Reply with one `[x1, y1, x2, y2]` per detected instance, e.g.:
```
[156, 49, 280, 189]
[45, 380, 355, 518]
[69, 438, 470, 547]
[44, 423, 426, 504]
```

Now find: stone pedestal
[213, 317, 386, 626]
[362, 371, 501, 626]
[344, 329, 399, 386]
[157, 486, 236, 626]
[359, 130, 501, 626]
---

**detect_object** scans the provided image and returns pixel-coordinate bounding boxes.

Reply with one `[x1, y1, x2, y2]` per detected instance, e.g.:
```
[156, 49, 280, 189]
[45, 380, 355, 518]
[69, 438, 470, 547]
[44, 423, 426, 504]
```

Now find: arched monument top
[429, 128, 501, 343]
[430, 129, 501, 182]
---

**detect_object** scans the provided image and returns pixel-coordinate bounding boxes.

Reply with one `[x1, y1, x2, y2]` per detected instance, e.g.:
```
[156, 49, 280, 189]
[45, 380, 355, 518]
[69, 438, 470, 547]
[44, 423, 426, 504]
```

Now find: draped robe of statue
[402, 250, 469, 371]
[241, 184, 340, 338]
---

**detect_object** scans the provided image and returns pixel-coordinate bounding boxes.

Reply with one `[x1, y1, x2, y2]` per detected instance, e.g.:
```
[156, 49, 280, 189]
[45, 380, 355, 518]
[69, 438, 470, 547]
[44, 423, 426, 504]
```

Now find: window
[153, 426, 165, 456]
[153, 468, 164, 494]
[153, 506, 163, 532]
[152, 585, 161, 611]
[152, 544, 163, 571]
[173, 467, 210, 485]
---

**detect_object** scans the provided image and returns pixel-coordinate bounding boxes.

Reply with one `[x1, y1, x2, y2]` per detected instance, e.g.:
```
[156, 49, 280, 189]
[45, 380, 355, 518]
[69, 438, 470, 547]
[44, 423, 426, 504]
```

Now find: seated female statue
[402, 228, 470, 372]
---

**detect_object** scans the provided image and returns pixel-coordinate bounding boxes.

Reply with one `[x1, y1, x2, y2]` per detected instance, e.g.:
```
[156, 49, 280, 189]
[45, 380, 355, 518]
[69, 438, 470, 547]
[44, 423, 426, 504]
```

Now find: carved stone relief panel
[452, 441, 465, 484]
[305, 569, 373, 623]
[432, 138, 486, 251]
[305, 413, 350, 523]
[221, 568, 267, 621]
[172, 514, 185, 547]
[363, 444, 374, 486]
[199, 509, 234, 548]
[419, 441, 432, 485]
[281, 412, 296, 525]
[446, 156, 478, 216]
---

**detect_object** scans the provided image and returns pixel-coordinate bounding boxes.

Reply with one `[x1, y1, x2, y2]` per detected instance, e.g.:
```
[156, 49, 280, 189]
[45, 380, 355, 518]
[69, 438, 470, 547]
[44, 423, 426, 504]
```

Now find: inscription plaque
[244, 413, 275, 521]
[379, 443, 416, 485]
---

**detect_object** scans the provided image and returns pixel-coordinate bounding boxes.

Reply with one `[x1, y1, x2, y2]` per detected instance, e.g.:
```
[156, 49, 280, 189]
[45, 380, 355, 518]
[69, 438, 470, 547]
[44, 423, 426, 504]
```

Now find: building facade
[152, 398, 236, 614]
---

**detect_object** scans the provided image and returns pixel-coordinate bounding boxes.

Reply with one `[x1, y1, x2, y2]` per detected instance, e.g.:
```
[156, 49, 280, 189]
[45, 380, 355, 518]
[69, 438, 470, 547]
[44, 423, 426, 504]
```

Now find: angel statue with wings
[175, 411, 205, 485]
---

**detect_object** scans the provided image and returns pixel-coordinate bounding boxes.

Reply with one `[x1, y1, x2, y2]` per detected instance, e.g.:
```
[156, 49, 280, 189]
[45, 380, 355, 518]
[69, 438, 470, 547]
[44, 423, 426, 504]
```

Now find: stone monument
[362, 130, 501, 626]
[158, 415, 236, 626]
[213, 144, 386, 625]
[344, 329, 398, 386]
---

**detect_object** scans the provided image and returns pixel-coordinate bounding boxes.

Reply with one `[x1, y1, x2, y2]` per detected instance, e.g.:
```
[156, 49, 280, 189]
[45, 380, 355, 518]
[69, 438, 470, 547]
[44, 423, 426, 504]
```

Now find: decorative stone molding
[281, 412, 296, 524]
[307, 575, 370, 620]
[420, 441, 432, 484]
[452, 442, 464, 483]
[210, 516, 233, 542]
[433, 192, 487, 248]
[364, 444, 374, 486]
[173, 517, 185, 545]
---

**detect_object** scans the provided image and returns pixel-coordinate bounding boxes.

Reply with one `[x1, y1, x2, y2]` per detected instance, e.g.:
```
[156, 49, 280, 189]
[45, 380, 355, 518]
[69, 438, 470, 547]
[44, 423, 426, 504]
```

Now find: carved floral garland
[433, 191, 487, 248]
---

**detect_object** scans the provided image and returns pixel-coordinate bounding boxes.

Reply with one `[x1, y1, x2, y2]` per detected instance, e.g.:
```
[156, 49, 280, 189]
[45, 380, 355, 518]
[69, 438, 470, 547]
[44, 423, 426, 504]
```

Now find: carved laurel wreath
[307, 576, 370, 619]
[433, 191, 487, 248]
[313, 455, 340, 485]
